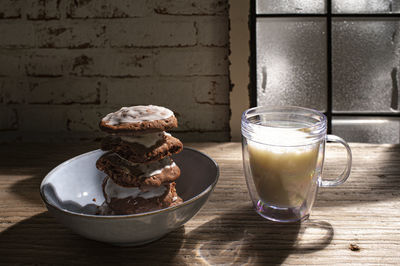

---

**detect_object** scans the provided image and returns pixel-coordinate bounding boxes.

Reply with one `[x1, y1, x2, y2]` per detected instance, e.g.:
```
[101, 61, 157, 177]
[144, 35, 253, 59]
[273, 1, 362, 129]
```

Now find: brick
[0, 0, 21, 18]
[0, 78, 26, 103]
[106, 76, 230, 106]
[26, 77, 100, 104]
[67, 0, 151, 18]
[108, 18, 196, 48]
[194, 76, 229, 104]
[66, 106, 116, 131]
[35, 21, 107, 48]
[0, 106, 17, 130]
[173, 104, 229, 131]
[156, 47, 228, 76]
[26, 0, 61, 20]
[154, 0, 228, 15]
[25, 49, 154, 78]
[69, 50, 154, 77]
[25, 51, 68, 77]
[196, 16, 229, 47]
[0, 53, 21, 76]
[18, 106, 68, 131]
[106, 78, 153, 105]
[106, 77, 195, 106]
[0, 22, 35, 48]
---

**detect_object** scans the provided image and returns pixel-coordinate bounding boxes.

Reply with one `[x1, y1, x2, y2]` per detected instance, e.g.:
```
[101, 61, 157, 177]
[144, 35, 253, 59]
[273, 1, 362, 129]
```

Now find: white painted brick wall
[26, 77, 101, 104]
[0, 53, 22, 76]
[0, 106, 17, 130]
[0, 78, 25, 103]
[25, 51, 68, 77]
[27, 0, 61, 20]
[108, 18, 197, 48]
[153, 0, 228, 15]
[196, 16, 229, 47]
[67, 0, 152, 19]
[0, 0, 230, 142]
[18, 106, 68, 131]
[156, 48, 228, 76]
[0, 22, 35, 47]
[0, 0, 21, 19]
[35, 21, 107, 48]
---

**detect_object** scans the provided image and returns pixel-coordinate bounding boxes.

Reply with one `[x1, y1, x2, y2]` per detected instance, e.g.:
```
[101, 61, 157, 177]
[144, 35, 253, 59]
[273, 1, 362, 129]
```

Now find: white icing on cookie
[102, 105, 174, 126]
[138, 158, 176, 177]
[103, 177, 167, 202]
[114, 153, 176, 177]
[120, 132, 164, 148]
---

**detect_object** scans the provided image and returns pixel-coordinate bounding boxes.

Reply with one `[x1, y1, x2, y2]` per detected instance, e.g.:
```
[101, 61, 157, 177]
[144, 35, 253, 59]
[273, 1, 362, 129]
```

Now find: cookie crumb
[349, 243, 360, 252]
[92, 198, 96, 202]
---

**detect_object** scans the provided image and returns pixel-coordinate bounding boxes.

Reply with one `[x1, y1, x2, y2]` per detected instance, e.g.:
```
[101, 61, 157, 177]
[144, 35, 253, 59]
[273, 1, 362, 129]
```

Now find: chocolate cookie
[96, 152, 180, 189]
[101, 132, 183, 163]
[99, 105, 178, 135]
[102, 179, 182, 215]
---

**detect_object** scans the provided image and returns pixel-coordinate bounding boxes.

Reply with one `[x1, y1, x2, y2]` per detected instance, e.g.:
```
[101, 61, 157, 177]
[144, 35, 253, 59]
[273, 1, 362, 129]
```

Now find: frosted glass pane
[333, 0, 400, 13]
[332, 19, 400, 113]
[256, 0, 326, 14]
[256, 18, 327, 111]
[332, 117, 400, 144]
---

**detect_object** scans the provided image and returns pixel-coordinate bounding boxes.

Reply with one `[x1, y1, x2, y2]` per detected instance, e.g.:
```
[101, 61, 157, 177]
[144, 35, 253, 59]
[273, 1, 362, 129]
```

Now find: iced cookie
[102, 178, 182, 215]
[101, 132, 183, 163]
[96, 152, 181, 189]
[99, 105, 177, 135]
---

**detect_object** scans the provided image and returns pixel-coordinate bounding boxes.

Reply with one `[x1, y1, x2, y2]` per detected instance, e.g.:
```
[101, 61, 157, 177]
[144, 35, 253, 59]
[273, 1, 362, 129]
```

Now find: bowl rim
[39, 147, 219, 219]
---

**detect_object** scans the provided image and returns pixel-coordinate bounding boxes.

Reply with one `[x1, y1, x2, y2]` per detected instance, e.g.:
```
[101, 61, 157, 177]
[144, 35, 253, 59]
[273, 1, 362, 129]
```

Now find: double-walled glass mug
[241, 106, 352, 222]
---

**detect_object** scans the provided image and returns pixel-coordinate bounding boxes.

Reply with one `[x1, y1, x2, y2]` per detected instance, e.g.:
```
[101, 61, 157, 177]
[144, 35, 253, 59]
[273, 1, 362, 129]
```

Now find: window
[251, 0, 400, 143]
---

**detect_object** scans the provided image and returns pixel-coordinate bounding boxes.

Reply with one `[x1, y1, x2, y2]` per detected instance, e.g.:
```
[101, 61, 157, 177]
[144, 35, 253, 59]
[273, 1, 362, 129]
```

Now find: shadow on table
[0, 143, 98, 206]
[8, 173, 49, 205]
[180, 206, 334, 265]
[0, 212, 185, 265]
[0, 209, 333, 265]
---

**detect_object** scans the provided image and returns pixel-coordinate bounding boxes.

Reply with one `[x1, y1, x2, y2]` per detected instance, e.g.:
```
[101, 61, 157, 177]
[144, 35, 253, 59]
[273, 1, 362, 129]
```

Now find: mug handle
[319, 134, 352, 187]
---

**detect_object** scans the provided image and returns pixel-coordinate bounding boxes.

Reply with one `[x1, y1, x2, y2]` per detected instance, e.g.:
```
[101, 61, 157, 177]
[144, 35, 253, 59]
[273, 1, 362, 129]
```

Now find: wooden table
[0, 142, 399, 265]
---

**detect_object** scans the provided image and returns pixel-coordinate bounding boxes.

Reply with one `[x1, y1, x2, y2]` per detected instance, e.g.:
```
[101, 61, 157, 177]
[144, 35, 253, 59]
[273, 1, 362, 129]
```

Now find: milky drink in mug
[248, 127, 323, 209]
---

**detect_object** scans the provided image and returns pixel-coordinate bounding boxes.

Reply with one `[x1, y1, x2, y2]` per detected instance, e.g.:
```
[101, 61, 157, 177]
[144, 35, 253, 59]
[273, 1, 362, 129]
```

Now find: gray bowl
[40, 147, 219, 246]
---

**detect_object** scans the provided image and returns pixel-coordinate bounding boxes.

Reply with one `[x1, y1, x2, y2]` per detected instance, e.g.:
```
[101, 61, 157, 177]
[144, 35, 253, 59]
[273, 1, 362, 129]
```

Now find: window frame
[250, 0, 400, 134]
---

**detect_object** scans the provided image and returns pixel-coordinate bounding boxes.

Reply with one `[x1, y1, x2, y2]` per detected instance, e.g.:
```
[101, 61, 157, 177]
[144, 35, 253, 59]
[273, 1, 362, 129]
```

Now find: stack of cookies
[96, 105, 183, 215]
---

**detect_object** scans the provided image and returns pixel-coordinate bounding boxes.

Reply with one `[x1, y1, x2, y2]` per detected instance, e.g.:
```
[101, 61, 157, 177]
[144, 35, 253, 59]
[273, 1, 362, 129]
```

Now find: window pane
[332, 18, 400, 113]
[333, 0, 400, 13]
[332, 117, 400, 143]
[256, 0, 326, 14]
[256, 18, 327, 111]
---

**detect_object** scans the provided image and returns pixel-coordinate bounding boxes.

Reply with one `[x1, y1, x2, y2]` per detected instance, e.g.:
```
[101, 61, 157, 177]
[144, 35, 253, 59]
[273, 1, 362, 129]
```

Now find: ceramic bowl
[40, 147, 219, 246]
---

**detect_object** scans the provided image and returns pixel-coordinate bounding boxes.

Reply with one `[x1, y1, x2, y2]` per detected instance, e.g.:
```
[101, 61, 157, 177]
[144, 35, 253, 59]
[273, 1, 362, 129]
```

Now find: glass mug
[241, 106, 352, 222]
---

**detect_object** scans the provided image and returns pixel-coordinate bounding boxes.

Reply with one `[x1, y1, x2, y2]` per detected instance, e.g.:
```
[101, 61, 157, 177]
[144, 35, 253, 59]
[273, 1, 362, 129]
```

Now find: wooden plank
[0, 143, 399, 264]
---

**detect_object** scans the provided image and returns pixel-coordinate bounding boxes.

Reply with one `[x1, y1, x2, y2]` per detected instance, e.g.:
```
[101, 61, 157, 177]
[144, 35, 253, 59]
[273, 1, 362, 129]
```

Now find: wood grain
[0, 142, 400, 265]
